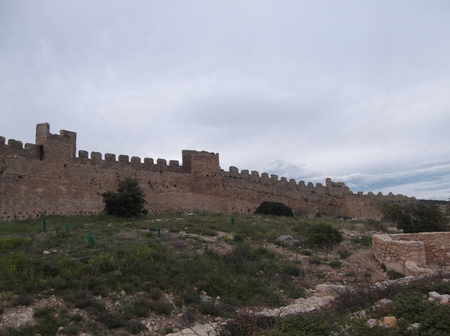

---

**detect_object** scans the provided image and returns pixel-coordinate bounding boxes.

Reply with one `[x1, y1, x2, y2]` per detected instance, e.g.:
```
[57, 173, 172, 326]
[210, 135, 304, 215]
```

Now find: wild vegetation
[382, 201, 448, 233]
[102, 178, 147, 218]
[0, 209, 449, 335]
[254, 202, 294, 217]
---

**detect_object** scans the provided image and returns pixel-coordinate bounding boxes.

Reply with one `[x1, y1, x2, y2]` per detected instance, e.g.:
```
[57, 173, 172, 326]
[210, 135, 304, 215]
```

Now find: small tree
[382, 202, 448, 233]
[254, 201, 294, 217]
[102, 178, 147, 217]
[306, 223, 343, 251]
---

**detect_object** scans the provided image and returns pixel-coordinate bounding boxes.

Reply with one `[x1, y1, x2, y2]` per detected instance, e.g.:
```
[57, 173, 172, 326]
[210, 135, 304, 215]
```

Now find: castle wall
[373, 233, 450, 275]
[0, 123, 414, 222]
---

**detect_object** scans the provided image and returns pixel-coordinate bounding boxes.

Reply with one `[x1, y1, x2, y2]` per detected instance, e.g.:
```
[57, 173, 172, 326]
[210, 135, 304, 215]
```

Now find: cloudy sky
[1, 1, 450, 200]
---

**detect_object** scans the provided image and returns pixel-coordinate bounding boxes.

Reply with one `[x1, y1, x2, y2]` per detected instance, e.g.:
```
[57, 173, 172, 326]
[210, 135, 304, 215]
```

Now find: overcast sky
[1, 1, 450, 200]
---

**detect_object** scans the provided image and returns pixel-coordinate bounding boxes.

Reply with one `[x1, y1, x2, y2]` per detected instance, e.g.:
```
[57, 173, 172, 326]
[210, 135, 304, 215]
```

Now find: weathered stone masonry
[0, 123, 413, 222]
[373, 233, 450, 275]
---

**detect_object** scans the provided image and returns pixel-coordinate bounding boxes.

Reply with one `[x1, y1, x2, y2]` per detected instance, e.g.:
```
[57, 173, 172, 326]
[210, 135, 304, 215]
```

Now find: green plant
[99, 312, 125, 329]
[61, 323, 80, 335]
[300, 249, 313, 256]
[338, 249, 351, 259]
[352, 235, 372, 246]
[308, 256, 322, 265]
[328, 260, 342, 268]
[387, 269, 405, 280]
[33, 307, 54, 318]
[233, 233, 245, 242]
[198, 301, 221, 316]
[282, 265, 302, 276]
[13, 294, 34, 306]
[130, 298, 151, 317]
[102, 178, 147, 217]
[306, 223, 343, 250]
[149, 287, 163, 300]
[254, 202, 294, 217]
[269, 313, 333, 335]
[164, 327, 175, 334]
[149, 300, 173, 315]
[382, 202, 448, 233]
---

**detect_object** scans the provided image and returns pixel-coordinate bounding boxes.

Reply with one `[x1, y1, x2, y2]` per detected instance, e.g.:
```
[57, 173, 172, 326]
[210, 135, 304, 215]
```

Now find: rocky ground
[0, 227, 392, 335]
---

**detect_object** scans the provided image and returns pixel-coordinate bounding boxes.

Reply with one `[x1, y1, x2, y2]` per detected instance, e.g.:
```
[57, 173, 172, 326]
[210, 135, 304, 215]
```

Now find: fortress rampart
[0, 123, 413, 222]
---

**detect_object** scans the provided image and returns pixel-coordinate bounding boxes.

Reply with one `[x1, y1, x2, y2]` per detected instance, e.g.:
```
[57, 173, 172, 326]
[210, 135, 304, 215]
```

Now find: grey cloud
[1, 1, 450, 199]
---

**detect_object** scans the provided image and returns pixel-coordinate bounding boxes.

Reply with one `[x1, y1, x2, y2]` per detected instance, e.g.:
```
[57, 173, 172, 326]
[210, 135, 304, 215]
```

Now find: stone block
[429, 291, 442, 301]
[379, 316, 398, 328]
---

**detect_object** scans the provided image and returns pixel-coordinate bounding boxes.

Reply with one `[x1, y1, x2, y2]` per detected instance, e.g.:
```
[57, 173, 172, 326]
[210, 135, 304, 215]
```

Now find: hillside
[1, 213, 450, 335]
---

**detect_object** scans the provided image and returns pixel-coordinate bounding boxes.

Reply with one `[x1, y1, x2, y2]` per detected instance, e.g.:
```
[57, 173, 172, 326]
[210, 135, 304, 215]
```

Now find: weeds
[329, 260, 342, 268]
[2, 212, 445, 335]
[13, 294, 34, 306]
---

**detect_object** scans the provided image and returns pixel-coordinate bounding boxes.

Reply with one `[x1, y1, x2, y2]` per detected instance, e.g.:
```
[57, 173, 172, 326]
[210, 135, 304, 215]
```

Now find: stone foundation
[373, 232, 450, 275]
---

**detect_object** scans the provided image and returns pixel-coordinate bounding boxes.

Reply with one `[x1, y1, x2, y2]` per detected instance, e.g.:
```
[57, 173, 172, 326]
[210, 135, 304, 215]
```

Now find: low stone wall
[373, 232, 450, 275]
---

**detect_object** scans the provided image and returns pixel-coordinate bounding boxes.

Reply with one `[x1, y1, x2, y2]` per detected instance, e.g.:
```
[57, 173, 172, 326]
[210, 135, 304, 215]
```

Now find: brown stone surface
[373, 233, 450, 275]
[0, 123, 414, 222]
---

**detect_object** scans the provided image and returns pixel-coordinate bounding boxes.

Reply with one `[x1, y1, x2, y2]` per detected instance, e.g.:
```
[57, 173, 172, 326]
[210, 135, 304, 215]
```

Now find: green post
[157, 227, 161, 238]
[86, 234, 96, 246]
[231, 217, 235, 225]
[65, 223, 70, 232]
[42, 220, 47, 232]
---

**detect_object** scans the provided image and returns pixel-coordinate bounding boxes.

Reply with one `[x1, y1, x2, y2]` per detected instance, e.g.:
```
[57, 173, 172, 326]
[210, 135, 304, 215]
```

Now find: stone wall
[0, 123, 414, 222]
[373, 233, 450, 275]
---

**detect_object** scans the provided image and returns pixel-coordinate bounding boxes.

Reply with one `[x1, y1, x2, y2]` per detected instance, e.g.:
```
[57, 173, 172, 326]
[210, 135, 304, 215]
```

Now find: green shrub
[328, 260, 342, 268]
[283, 265, 302, 276]
[280, 284, 305, 299]
[99, 312, 125, 329]
[129, 298, 151, 317]
[69, 313, 83, 322]
[387, 269, 405, 280]
[306, 224, 343, 250]
[391, 292, 450, 334]
[254, 246, 276, 259]
[164, 327, 175, 334]
[198, 301, 221, 316]
[352, 235, 372, 246]
[61, 323, 80, 336]
[254, 202, 294, 217]
[382, 202, 448, 233]
[300, 249, 313, 256]
[233, 234, 245, 242]
[149, 288, 163, 300]
[33, 307, 54, 318]
[102, 178, 147, 217]
[338, 249, 351, 259]
[14, 294, 34, 306]
[149, 300, 173, 315]
[125, 320, 147, 334]
[269, 313, 332, 336]
[308, 257, 322, 265]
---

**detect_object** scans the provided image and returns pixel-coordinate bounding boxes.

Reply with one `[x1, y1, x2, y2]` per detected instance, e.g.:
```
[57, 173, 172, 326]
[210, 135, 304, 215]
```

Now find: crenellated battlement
[0, 136, 42, 160]
[0, 123, 415, 222]
[221, 166, 351, 195]
[74, 149, 185, 173]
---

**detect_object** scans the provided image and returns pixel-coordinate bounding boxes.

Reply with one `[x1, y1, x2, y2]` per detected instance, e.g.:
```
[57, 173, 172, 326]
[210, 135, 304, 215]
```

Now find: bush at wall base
[254, 202, 294, 217]
[102, 178, 147, 217]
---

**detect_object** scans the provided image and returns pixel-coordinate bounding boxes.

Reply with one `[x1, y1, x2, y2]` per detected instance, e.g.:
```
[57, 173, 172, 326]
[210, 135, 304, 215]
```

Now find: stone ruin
[373, 232, 450, 276]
